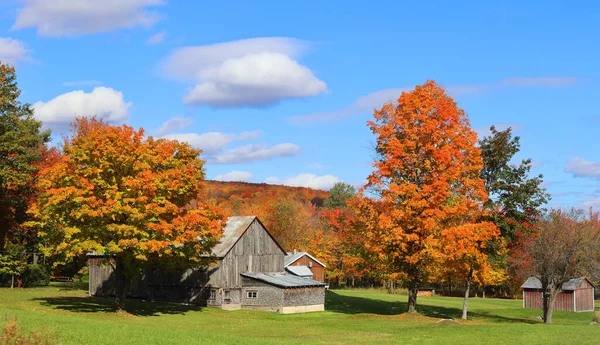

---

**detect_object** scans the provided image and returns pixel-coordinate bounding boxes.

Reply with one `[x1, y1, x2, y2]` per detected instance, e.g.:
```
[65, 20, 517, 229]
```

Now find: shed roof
[242, 272, 326, 289]
[284, 252, 326, 268]
[521, 276, 593, 290]
[209, 216, 286, 258]
[210, 216, 256, 257]
[285, 265, 314, 278]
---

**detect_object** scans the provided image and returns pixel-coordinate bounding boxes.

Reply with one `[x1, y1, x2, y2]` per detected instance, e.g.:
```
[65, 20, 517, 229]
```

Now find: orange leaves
[356, 80, 496, 291]
[32, 117, 225, 268]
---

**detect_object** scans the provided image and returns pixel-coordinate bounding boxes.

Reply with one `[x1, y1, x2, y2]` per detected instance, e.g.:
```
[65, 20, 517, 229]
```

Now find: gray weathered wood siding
[209, 219, 285, 288]
[88, 256, 115, 296]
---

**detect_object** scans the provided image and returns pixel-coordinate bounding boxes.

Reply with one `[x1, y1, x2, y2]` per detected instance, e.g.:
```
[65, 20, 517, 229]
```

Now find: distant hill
[201, 180, 329, 209]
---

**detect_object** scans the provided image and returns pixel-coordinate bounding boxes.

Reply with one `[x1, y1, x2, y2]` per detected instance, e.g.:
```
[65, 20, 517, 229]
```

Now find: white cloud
[162, 37, 327, 108]
[566, 157, 600, 180]
[211, 143, 301, 164]
[214, 170, 252, 182]
[13, 0, 165, 37]
[155, 116, 194, 136]
[164, 130, 260, 154]
[147, 31, 166, 44]
[33, 87, 131, 131]
[290, 77, 583, 125]
[265, 173, 340, 190]
[0, 37, 31, 64]
[62, 80, 102, 87]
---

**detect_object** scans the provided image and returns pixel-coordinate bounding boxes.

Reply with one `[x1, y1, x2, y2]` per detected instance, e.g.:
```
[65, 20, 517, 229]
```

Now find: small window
[209, 289, 216, 300]
[247, 290, 258, 299]
[308, 261, 313, 268]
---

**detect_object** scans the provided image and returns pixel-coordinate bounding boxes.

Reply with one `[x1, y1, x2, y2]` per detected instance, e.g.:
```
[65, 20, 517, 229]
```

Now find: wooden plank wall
[523, 289, 576, 311]
[289, 255, 325, 282]
[210, 220, 285, 288]
[576, 288, 594, 311]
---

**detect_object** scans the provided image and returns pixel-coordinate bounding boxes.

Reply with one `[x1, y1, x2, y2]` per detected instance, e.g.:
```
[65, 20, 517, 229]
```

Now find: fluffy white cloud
[162, 37, 327, 108]
[265, 173, 340, 190]
[214, 171, 253, 182]
[147, 31, 166, 44]
[211, 143, 301, 164]
[566, 157, 600, 179]
[164, 131, 260, 154]
[33, 87, 131, 131]
[290, 77, 583, 124]
[155, 116, 194, 136]
[13, 0, 165, 37]
[0, 37, 31, 64]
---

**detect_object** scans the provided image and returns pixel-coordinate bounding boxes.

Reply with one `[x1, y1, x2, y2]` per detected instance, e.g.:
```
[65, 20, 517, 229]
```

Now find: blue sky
[1, 0, 599, 209]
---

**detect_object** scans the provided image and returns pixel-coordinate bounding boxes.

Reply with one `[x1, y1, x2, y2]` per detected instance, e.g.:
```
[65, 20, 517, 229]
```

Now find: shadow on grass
[325, 291, 537, 324]
[50, 282, 89, 291]
[32, 296, 204, 317]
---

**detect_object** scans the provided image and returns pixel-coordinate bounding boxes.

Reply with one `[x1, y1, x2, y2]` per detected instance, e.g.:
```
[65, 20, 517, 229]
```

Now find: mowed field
[1, 283, 599, 345]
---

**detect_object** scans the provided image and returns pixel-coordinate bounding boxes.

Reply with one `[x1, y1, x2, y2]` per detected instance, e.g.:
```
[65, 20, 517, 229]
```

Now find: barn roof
[285, 265, 314, 278]
[209, 216, 286, 258]
[242, 272, 326, 288]
[521, 276, 593, 290]
[284, 251, 326, 268]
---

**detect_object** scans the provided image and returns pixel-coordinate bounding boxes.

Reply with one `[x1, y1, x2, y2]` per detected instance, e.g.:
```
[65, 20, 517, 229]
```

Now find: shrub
[593, 310, 600, 323]
[1, 316, 54, 345]
[21, 265, 49, 288]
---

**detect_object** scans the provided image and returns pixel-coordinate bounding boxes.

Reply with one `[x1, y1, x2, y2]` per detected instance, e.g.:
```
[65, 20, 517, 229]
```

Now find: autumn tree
[30, 118, 225, 310]
[479, 126, 549, 245]
[512, 208, 600, 323]
[363, 80, 491, 313]
[439, 222, 505, 319]
[0, 62, 51, 249]
[323, 182, 356, 209]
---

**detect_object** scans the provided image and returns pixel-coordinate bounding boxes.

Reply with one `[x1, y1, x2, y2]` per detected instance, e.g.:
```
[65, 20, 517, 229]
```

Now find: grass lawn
[1, 283, 599, 344]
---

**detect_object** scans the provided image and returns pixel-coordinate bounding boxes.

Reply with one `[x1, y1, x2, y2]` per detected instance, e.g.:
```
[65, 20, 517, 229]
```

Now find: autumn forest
[2, 60, 600, 328]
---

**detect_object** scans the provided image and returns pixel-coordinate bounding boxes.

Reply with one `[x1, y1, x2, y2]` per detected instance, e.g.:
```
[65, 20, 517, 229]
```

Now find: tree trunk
[462, 276, 472, 320]
[542, 288, 557, 324]
[10, 274, 14, 289]
[114, 257, 128, 311]
[407, 279, 419, 313]
[482, 286, 486, 299]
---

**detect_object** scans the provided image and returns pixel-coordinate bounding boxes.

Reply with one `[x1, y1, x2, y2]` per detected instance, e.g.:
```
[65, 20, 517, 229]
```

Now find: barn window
[308, 261, 313, 268]
[247, 290, 258, 299]
[209, 289, 216, 300]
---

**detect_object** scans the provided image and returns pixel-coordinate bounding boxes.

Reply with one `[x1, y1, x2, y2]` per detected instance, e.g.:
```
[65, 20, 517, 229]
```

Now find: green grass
[1, 283, 599, 344]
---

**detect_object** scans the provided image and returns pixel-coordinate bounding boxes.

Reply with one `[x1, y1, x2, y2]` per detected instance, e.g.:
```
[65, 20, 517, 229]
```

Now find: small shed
[284, 251, 326, 282]
[521, 276, 595, 312]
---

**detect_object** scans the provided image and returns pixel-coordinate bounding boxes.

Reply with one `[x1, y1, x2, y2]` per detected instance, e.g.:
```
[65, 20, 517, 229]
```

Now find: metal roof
[521, 276, 592, 290]
[285, 265, 314, 278]
[209, 216, 257, 257]
[284, 252, 326, 268]
[242, 272, 326, 288]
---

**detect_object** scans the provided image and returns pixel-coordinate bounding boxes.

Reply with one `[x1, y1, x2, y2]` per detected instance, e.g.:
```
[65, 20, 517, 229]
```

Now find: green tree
[479, 126, 550, 245]
[0, 62, 51, 248]
[323, 182, 356, 209]
[0, 242, 27, 288]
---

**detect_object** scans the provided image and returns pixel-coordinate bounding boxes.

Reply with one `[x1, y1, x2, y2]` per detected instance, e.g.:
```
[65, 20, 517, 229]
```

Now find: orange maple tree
[361, 80, 495, 313]
[29, 118, 225, 309]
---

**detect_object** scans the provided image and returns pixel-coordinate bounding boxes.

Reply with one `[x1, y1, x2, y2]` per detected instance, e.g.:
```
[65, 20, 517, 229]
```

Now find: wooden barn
[88, 216, 326, 314]
[521, 276, 595, 312]
[284, 251, 326, 282]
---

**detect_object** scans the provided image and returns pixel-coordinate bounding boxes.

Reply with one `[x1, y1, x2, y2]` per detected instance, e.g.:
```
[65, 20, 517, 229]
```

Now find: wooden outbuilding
[521, 276, 595, 312]
[88, 216, 326, 313]
[284, 251, 326, 282]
